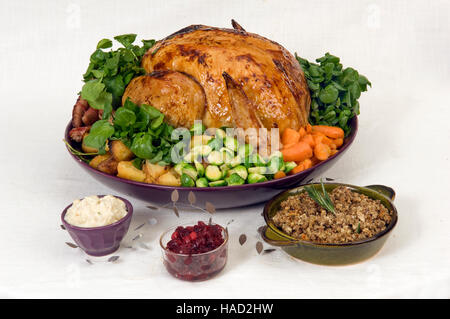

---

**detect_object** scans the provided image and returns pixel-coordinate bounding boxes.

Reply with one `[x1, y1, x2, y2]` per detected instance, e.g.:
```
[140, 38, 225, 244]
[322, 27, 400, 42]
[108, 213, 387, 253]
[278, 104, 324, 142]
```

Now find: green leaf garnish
[96, 38, 112, 50]
[83, 120, 114, 153]
[296, 52, 370, 135]
[82, 34, 155, 112]
[113, 34, 137, 48]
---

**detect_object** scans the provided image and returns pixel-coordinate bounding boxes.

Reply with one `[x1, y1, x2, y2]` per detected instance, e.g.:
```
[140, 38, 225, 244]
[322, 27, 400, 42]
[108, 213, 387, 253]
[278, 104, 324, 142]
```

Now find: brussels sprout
[192, 145, 212, 157]
[229, 155, 242, 168]
[238, 144, 253, 158]
[247, 173, 268, 184]
[181, 173, 195, 187]
[225, 173, 245, 186]
[207, 137, 223, 151]
[207, 150, 224, 166]
[221, 126, 232, 135]
[267, 154, 283, 174]
[183, 152, 196, 163]
[190, 122, 206, 135]
[182, 164, 198, 181]
[243, 155, 252, 169]
[249, 153, 268, 166]
[220, 147, 234, 163]
[209, 180, 227, 187]
[248, 166, 267, 175]
[223, 137, 238, 152]
[284, 161, 297, 173]
[194, 161, 205, 177]
[214, 128, 227, 140]
[195, 177, 209, 187]
[174, 162, 187, 176]
[229, 165, 248, 180]
[269, 151, 283, 160]
[191, 135, 212, 148]
[205, 165, 222, 181]
[220, 164, 230, 178]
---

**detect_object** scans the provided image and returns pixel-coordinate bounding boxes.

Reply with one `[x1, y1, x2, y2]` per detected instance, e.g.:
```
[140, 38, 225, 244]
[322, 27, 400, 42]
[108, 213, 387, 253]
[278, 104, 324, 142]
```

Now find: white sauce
[65, 195, 127, 228]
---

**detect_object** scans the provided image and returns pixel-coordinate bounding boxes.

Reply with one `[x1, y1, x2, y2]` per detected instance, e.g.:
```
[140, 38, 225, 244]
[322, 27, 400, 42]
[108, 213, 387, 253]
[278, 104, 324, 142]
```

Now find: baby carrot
[312, 125, 344, 139]
[300, 134, 315, 148]
[291, 163, 305, 174]
[281, 141, 313, 162]
[292, 158, 312, 174]
[333, 137, 343, 147]
[281, 128, 301, 145]
[298, 127, 306, 138]
[282, 142, 296, 150]
[314, 143, 331, 161]
[302, 158, 312, 169]
[306, 124, 313, 133]
[312, 133, 333, 146]
[274, 171, 286, 179]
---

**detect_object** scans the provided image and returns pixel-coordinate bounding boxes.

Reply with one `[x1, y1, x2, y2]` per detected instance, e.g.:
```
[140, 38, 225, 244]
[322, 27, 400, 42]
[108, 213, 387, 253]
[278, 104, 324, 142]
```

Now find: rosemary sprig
[304, 182, 335, 215]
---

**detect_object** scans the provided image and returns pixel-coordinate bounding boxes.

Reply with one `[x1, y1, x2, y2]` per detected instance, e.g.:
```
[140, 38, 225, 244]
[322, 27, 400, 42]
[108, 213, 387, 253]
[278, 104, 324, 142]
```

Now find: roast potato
[157, 171, 181, 186]
[97, 156, 119, 175]
[117, 161, 146, 182]
[143, 161, 168, 183]
[110, 140, 134, 162]
[89, 154, 110, 169]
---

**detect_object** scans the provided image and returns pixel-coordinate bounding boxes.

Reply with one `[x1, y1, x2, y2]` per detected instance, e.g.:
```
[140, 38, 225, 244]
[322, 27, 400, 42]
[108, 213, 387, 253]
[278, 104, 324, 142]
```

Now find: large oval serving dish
[64, 117, 358, 209]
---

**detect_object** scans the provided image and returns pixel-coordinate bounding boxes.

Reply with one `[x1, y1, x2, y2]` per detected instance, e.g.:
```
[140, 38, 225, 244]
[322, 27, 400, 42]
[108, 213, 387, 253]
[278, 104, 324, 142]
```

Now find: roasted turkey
[122, 20, 310, 134]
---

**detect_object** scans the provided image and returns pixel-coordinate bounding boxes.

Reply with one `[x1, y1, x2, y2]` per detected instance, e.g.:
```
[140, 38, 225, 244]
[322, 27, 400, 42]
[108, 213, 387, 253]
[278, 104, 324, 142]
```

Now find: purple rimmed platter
[64, 117, 357, 209]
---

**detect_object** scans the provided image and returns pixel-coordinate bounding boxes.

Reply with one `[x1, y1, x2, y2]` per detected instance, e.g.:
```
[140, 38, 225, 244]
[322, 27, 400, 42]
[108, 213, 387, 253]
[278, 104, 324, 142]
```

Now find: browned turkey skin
[123, 21, 310, 134]
[123, 70, 206, 128]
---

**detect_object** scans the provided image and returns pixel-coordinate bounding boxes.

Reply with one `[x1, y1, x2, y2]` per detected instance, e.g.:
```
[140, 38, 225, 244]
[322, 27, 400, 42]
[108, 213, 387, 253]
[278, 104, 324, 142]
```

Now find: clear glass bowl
[160, 222, 228, 281]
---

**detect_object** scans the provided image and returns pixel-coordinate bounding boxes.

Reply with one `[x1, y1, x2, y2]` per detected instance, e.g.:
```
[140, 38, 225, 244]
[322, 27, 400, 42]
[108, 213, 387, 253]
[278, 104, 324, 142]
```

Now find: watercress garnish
[81, 34, 155, 119]
[83, 120, 114, 154]
[83, 98, 178, 164]
[296, 52, 371, 135]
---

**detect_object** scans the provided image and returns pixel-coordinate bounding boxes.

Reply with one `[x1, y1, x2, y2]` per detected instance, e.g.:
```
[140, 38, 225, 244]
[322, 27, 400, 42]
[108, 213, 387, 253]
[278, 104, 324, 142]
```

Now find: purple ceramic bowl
[64, 117, 357, 209]
[61, 195, 133, 256]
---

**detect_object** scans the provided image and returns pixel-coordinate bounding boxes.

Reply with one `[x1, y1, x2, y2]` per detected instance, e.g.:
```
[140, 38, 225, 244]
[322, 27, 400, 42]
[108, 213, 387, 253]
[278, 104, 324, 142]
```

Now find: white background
[0, 0, 449, 298]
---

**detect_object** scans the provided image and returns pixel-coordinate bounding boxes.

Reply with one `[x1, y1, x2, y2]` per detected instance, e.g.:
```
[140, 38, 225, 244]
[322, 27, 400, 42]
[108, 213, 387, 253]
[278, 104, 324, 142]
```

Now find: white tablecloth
[0, 0, 449, 298]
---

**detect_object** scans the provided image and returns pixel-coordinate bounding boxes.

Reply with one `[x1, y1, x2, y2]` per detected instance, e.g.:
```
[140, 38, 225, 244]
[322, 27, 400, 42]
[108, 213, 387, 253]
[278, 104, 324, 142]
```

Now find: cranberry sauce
[166, 221, 225, 255]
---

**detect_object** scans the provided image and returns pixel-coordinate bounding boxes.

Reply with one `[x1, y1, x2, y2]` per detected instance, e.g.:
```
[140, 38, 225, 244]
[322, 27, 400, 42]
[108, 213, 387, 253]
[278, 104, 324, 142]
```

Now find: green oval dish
[261, 183, 398, 266]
